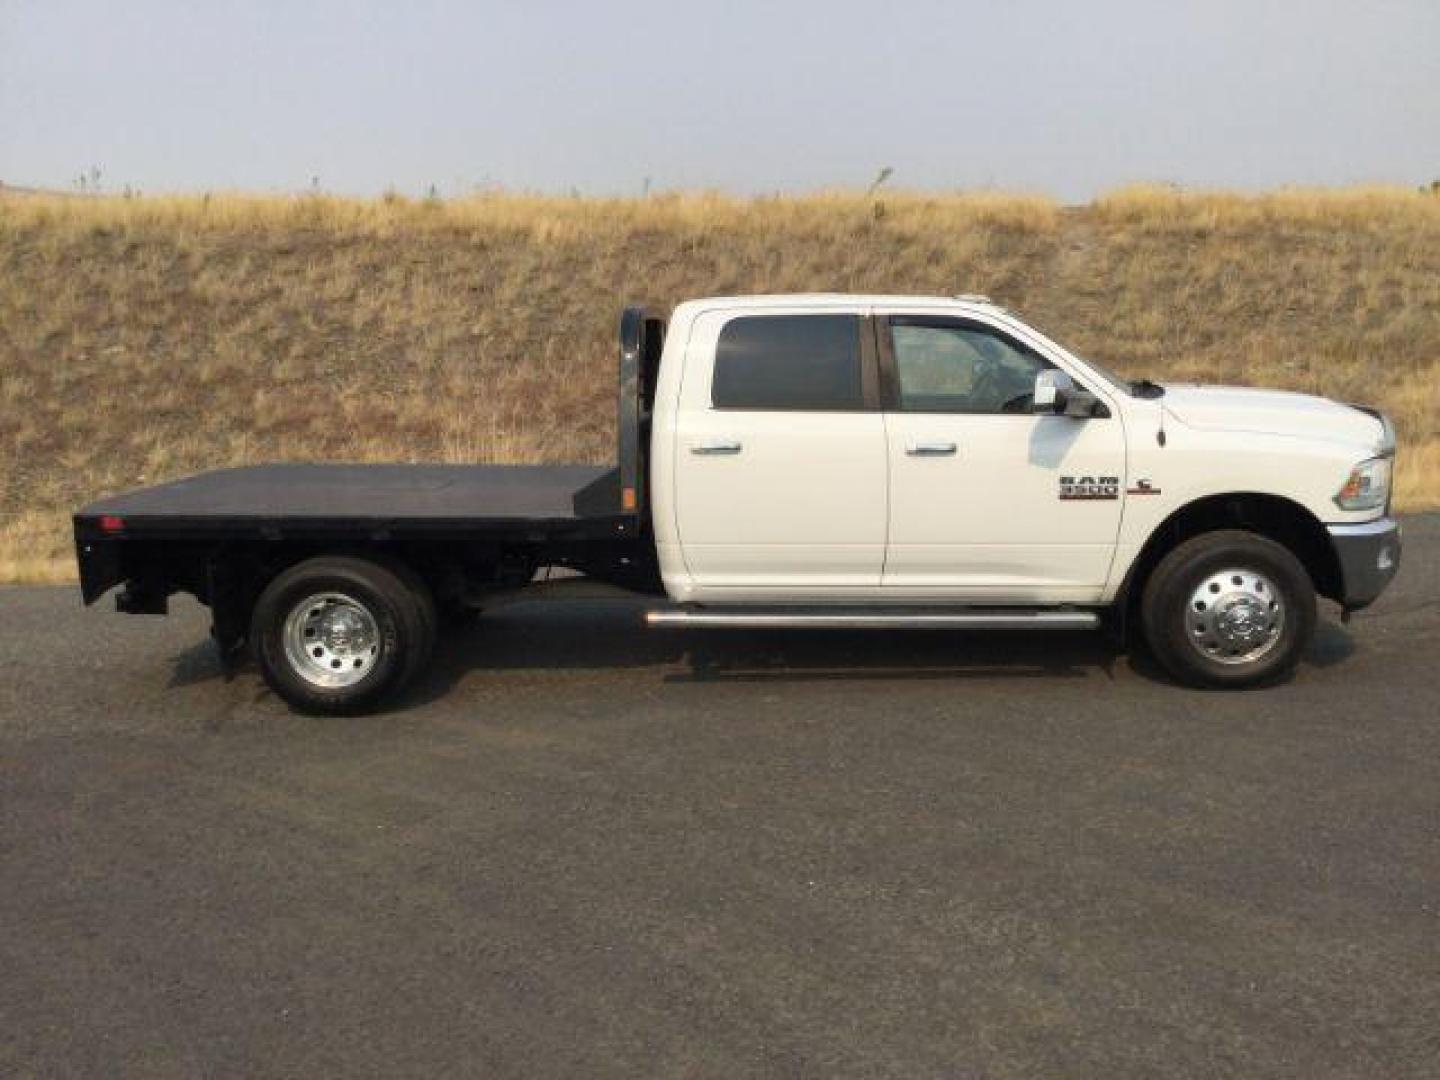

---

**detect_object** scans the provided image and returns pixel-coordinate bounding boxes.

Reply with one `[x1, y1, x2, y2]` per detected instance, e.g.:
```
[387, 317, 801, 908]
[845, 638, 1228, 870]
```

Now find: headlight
[1335, 456, 1392, 511]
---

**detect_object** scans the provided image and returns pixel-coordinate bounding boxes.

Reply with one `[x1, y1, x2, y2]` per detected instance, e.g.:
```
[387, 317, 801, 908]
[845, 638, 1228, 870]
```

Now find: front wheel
[1140, 530, 1316, 689]
[251, 556, 436, 715]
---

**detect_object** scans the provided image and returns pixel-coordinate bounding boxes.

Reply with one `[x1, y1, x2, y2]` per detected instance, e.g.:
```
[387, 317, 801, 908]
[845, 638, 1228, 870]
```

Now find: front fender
[1105, 423, 1372, 601]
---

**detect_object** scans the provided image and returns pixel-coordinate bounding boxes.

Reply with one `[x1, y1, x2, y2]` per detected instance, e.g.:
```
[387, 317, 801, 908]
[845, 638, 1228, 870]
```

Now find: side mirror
[1033, 369, 1104, 418]
[1032, 369, 1073, 414]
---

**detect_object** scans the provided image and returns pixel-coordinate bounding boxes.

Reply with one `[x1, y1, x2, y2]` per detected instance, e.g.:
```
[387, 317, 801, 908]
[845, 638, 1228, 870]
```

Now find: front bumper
[1327, 517, 1402, 611]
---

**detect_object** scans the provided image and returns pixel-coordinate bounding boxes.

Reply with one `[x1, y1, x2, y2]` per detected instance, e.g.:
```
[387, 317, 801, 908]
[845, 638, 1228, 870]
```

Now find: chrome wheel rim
[1186, 567, 1285, 665]
[282, 592, 381, 688]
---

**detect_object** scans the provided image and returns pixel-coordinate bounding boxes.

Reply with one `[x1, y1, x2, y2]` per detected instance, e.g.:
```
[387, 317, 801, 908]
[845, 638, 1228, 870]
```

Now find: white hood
[1161, 385, 1385, 450]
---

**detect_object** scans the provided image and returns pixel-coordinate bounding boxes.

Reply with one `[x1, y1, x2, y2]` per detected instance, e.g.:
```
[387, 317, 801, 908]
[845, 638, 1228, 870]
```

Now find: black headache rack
[570, 303, 665, 517]
[73, 304, 669, 610]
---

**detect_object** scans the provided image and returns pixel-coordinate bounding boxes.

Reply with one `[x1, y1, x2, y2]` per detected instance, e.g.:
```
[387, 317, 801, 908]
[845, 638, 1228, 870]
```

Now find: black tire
[1140, 529, 1316, 689]
[382, 557, 439, 673]
[251, 555, 436, 715]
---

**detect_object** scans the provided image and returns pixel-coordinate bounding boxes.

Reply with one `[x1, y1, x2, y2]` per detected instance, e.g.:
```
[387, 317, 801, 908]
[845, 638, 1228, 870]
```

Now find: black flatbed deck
[73, 307, 666, 614]
[76, 463, 622, 535]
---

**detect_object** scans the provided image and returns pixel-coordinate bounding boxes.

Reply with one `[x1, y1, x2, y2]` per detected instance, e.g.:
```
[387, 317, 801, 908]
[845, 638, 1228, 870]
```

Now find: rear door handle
[691, 438, 742, 455]
[905, 440, 957, 456]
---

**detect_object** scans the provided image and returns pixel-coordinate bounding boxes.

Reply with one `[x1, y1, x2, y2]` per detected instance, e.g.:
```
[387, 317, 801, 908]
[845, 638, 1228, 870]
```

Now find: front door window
[891, 321, 1053, 414]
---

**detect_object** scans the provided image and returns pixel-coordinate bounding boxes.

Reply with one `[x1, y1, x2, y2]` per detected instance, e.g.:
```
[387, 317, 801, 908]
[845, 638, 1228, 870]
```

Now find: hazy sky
[2, 0, 1436, 200]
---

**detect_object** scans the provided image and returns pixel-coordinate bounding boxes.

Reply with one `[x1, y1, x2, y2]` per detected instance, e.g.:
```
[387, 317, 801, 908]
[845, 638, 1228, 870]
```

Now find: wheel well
[1120, 493, 1342, 621]
[204, 542, 463, 655]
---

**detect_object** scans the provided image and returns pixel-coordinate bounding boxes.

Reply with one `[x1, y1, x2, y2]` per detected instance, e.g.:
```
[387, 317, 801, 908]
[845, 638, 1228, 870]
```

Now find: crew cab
[75, 295, 1402, 713]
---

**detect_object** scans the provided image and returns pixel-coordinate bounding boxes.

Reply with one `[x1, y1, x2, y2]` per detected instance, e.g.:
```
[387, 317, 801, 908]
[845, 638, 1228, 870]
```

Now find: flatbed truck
[76, 296, 1401, 713]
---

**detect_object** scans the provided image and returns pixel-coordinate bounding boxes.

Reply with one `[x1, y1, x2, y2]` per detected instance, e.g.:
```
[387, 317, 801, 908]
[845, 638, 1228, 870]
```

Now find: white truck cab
[77, 293, 1402, 713]
[646, 294, 1400, 686]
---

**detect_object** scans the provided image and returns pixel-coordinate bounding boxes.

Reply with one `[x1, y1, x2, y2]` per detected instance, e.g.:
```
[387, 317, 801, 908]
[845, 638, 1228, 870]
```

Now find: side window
[712, 314, 863, 410]
[890, 320, 1051, 413]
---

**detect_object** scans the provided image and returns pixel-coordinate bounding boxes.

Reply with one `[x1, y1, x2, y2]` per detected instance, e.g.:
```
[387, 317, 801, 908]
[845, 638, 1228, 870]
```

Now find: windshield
[1004, 314, 1144, 397]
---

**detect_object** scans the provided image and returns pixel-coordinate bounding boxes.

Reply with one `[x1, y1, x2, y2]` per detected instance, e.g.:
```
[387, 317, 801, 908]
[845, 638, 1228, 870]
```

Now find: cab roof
[681, 292, 999, 311]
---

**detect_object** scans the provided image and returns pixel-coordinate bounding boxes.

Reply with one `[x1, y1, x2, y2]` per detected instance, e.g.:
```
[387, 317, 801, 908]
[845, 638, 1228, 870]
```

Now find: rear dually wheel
[251, 555, 436, 715]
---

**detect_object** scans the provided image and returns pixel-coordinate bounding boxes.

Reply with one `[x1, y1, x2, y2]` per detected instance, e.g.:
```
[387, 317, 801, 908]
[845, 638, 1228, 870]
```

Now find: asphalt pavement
[3, 517, 1438, 1078]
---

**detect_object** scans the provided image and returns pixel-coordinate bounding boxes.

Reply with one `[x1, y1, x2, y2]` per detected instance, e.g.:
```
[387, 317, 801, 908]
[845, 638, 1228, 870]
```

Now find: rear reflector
[621, 486, 637, 511]
[99, 515, 126, 534]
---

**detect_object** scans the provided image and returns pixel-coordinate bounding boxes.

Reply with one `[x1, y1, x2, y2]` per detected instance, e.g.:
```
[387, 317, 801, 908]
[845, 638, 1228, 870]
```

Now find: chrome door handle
[905, 440, 957, 456]
[691, 438, 743, 455]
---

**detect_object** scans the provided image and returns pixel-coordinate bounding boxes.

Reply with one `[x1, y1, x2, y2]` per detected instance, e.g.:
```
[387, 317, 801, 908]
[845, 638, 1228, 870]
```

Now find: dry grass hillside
[2, 186, 1437, 582]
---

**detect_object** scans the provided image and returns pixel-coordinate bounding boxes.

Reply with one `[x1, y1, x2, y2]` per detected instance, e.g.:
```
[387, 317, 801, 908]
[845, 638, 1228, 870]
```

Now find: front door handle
[691, 438, 743, 455]
[905, 440, 957, 456]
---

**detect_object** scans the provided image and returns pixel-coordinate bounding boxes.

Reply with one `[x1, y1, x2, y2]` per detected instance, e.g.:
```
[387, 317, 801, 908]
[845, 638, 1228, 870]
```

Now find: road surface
[3, 517, 1438, 1077]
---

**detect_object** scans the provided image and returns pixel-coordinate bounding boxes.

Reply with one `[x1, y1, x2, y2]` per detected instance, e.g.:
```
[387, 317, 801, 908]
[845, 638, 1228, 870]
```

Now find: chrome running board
[645, 609, 1099, 630]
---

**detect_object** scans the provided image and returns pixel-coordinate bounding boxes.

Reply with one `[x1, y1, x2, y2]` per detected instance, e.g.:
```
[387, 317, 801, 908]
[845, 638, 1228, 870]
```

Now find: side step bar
[646, 609, 1099, 630]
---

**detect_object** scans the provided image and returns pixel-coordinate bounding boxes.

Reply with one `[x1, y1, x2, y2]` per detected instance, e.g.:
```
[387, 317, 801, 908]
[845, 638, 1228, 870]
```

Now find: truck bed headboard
[617, 305, 666, 519]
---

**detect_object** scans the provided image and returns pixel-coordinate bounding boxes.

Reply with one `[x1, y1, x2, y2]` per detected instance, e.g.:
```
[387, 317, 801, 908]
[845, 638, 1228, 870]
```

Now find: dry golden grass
[1, 187, 1435, 582]
[1094, 183, 1440, 231]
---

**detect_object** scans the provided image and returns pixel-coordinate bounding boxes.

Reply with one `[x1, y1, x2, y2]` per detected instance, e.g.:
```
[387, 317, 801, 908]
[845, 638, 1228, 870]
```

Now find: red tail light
[99, 515, 126, 534]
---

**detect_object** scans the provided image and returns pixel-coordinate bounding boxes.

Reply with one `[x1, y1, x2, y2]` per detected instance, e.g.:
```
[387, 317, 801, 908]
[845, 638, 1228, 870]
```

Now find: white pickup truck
[76, 294, 1401, 713]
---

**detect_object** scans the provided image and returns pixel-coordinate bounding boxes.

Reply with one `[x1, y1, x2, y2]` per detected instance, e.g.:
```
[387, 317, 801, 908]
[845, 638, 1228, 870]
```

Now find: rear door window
[712, 314, 864, 410]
